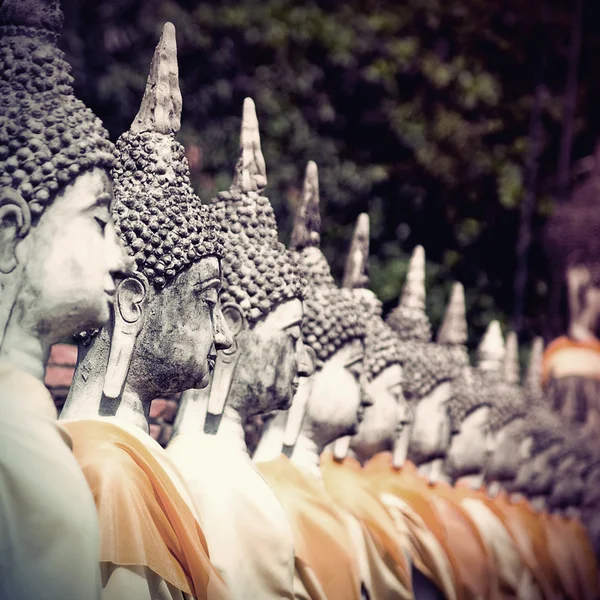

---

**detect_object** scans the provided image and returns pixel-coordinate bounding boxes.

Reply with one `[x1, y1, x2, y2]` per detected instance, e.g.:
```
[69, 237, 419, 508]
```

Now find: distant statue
[544, 140, 600, 338]
[255, 161, 368, 600]
[60, 24, 231, 600]
[322, 212, 413, 600]
[0, 0, 129, 598]
[167, 99, 312, 599]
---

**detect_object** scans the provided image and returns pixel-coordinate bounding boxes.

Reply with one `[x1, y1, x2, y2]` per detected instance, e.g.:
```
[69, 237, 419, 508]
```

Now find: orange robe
[362, 453, 460, 600]
[493, 492, 560, 600]
[320, 452, 413, 600]
[62, 418, 229, 600]
[453, 483, 540, 599]
[542, 336, 600, 385]
[427, 480, 500, 600]
[558, 516, 599, 600]
[257, 455, 362, 600]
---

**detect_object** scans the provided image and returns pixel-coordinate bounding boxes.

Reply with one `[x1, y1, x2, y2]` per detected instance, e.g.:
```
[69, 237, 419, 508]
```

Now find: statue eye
[94, 216, 106, 233]
[345, 358, 363, 381]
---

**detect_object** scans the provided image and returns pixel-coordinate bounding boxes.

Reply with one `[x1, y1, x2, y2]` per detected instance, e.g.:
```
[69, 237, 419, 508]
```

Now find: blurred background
[60, 0, 600, 358]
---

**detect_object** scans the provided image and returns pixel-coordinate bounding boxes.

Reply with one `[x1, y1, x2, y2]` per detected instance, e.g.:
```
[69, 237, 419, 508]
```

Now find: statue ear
[219, 302, 246, 356]
[0, 189, 31, 274]
[205, 304, 247, 423]
[103, 276, 149, 399]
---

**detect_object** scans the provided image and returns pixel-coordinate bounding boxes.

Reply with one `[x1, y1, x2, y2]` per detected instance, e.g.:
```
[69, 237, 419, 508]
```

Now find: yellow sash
[320, 452, 412, 597]
[257, 455, 362, 600]
[63, 419, 229, 599]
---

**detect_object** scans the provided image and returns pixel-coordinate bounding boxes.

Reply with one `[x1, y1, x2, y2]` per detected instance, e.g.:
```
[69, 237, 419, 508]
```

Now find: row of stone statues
[0, 2, 598, 599]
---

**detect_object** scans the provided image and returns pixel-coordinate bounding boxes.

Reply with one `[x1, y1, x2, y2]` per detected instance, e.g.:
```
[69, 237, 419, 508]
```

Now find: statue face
[226, 298, 313, 418]
[513, 442, 562, 496]
[408, 381, 452, 464]
[127, 257, 232, 397]
[4, 169, 127, 344]
[350, 363, 405, 460]
[484, 418, 528, 482]
[583, 466, 600, 507]
[444, 406, 492, 479]
[303, 338, 365, 445]
[549, 470, 583, 509]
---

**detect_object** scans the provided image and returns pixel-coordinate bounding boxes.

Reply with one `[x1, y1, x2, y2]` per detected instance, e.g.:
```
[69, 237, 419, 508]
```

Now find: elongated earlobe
[0, 189, 31, 274]
[103, 276, 148, 399]
[206, 302, 246, 417]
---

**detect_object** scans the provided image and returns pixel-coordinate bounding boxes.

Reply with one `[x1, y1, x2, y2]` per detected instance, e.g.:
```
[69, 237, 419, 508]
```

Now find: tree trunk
[513, 3, 550, 334]
[556, 0, 585, 205]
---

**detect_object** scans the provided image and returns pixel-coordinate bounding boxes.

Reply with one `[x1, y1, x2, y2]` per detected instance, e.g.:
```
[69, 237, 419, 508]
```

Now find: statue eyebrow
[93, 192, 112, 209]
[196, 278, 221, 293]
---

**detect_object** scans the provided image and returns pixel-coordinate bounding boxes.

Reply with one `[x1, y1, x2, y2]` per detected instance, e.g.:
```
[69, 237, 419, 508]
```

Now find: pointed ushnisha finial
[0, 0, 63, 33]
[290, 160, 321, 251]
[130, 23, 181, 135]
[399, 245, 426, 313]
[525, 336, 544, 396]
[342, 213, 370, 289]
[436, 282, 467, 346]
[503, 331, 520, 385]
[230, 97, 267, 194]
[477, 320, 505, 373]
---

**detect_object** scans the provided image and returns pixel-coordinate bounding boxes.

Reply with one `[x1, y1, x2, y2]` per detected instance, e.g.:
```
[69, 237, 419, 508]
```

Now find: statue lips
[207, 354, 217, 374]
[356, 405, 366, 423]
[291, 377, 299, 397]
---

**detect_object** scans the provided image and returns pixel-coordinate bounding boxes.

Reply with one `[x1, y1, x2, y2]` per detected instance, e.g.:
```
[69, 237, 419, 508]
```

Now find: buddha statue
[414, 312, 499, 600]
[361, 263, 480, 600]
[0, 0, 129, 598]
[443, 328, 546, 600]
[441, 309, 495, 491]
[315, 212, 413, 600]
[543, 261, 600, 437]
[256, 161, 369, 600]
[167, 99, 312, 600]
[59, 24, 231, 600]
[384, 246, 467, 480]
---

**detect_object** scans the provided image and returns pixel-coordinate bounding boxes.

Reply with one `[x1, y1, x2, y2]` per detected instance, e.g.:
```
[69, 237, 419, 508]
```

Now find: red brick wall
[45, 343, 178, 446]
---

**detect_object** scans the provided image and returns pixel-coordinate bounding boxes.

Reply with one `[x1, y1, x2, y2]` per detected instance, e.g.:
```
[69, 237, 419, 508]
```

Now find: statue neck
[215, 405, 248, 454]
[253, 410, 286, 463]
[172, 385, 248, 454]
[530, 495, 547, 512]
[114, 383, 150, 433]
[487, 481, 503, 497]
[510, 492, 525, 503]
[61, 327, 151, 432]
[457, 473, 485, 490]
[172, 388, 206, 437]
[0, 316, 47, 381]
[418, 458, 441, 482]
[565, 506, 581, 520]
[290, 431, 322, 480]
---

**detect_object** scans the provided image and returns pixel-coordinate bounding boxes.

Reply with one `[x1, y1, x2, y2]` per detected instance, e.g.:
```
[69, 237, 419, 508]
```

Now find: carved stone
[0, 1, 128, 598]
[166, 98, 311, 599]
[386, 247, 466, 476]
[56, 23, 232, 599]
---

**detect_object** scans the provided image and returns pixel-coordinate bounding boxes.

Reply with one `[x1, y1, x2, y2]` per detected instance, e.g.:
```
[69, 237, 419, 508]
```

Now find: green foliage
[61, 0, 600, 346]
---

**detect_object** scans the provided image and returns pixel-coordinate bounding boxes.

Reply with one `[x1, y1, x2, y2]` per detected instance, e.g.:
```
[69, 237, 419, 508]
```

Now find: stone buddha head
[507, 408, 565, 498]
[547, 433, 589, 511]
[62, 24, 231, 425]
[189, 98, 312, 434]
[386, 248, 467, 468]
[0, 0, 127, 373]
[330, 213, 407, 463]
[441, 290, 493, 483]
[283, 162, 367, 454]
[484, 353, 539, 491]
